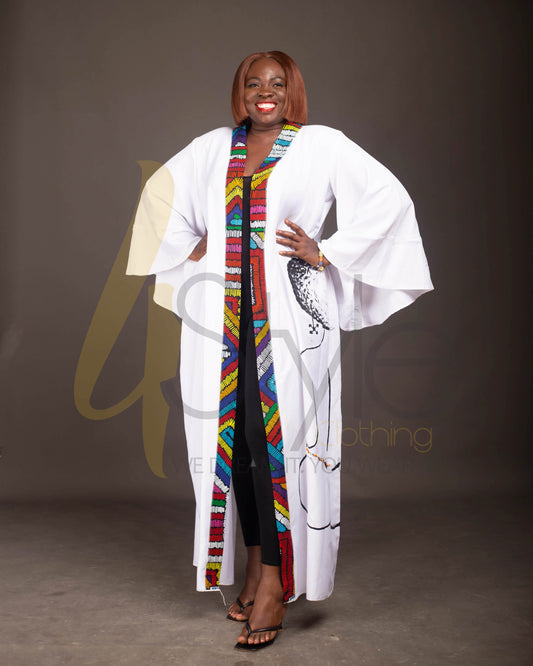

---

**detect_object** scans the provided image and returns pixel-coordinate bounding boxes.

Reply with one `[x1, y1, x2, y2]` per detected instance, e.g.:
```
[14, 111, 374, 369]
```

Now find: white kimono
[126, 124, 433, 601]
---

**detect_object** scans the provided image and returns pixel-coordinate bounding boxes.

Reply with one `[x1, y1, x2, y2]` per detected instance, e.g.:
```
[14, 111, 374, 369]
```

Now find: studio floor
[1, 494, 531, 665]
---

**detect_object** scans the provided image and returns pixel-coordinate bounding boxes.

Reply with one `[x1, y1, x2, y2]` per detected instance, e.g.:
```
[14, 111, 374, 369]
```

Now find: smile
[256, 102, 277, 112]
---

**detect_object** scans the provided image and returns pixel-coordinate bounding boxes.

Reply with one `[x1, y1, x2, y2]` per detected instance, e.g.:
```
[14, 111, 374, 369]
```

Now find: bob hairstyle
[231, 51, 308, 126]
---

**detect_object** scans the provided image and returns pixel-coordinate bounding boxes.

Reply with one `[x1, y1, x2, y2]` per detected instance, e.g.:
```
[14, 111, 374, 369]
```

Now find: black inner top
[241, 175, 253, 327]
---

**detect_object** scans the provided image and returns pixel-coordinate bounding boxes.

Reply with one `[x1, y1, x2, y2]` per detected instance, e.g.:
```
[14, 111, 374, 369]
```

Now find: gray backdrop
[1, 0, 529, 501]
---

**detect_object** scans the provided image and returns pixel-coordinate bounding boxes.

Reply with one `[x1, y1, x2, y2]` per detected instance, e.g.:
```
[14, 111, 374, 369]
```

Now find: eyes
[246, 80, 286, 88]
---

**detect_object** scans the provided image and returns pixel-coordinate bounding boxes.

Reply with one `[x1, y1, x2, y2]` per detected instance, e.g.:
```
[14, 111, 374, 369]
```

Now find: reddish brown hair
[231, 51, 308, 126]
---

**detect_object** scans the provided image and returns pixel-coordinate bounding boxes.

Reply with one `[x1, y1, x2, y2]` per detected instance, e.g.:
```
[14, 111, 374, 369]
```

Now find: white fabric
[126, 124, 434, 601]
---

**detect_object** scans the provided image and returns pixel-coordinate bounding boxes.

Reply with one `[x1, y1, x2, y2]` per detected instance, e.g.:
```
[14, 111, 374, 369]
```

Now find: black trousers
[231, 175, 280, 567]
[232, 315, 281, 566]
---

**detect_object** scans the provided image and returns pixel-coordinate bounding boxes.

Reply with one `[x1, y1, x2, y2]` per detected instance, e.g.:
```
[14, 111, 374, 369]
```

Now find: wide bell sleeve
[126, 139, 206, 312]
[318, 130, 434, 330]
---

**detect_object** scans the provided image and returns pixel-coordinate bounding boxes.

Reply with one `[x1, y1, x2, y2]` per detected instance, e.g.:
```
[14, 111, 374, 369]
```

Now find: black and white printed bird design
[287, 258, 331, 330]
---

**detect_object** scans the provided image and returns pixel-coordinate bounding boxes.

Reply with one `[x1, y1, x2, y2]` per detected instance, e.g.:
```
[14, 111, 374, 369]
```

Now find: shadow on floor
[1, 494, 532, 665]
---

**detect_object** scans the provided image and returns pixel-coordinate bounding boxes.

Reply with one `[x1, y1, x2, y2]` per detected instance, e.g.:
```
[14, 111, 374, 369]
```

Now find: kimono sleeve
[319, 130, 434, 330]
[126, 138, 206, 313]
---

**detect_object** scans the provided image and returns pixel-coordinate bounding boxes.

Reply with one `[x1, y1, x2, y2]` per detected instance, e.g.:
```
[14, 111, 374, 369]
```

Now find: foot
[236, 564, 286, 647]
[227, 546, 262, 621]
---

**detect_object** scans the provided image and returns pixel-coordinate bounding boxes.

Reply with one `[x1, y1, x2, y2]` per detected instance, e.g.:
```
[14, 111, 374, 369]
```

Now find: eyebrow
[246, 75, 286, 81]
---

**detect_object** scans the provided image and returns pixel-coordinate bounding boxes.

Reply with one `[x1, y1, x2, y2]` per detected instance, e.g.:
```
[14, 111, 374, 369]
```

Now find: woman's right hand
[188, 233, 208, 261]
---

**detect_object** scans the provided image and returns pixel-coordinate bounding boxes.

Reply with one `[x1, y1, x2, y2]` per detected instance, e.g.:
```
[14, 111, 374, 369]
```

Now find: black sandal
[234, 621, 283, 651]
[226, 597, 254, 622]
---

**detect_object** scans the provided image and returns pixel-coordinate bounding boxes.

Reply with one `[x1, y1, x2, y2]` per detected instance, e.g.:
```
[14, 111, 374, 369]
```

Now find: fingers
[276, 236, 296, 247]
[283, 218, 305, 235]
[276, 220, 317, 264]
[275, 229, 296, 238]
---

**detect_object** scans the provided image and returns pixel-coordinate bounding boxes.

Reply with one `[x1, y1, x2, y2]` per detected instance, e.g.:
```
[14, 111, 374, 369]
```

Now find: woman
[126, 51, 433, 650]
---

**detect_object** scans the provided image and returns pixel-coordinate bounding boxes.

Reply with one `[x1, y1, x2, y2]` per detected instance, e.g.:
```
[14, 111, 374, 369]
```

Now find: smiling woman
[126, 50, 433, 652]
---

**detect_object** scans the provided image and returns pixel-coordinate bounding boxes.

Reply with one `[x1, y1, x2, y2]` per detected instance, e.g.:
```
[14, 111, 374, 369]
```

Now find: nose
[258, 85, 273, 97]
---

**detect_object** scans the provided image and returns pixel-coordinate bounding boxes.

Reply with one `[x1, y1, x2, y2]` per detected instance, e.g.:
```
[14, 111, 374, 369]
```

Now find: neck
[248, 121, 285, 138]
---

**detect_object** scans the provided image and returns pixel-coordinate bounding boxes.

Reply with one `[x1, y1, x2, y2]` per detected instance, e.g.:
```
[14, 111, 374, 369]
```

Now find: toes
[248, 631, 272, 644]
[228, 603, 248, 621]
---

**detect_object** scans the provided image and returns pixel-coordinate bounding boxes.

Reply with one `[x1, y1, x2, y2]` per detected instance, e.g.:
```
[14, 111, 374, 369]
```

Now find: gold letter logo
[74, 161, 181, 478]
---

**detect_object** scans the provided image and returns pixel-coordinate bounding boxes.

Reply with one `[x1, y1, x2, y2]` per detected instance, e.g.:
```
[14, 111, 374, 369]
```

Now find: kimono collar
[227, 122, 302, 181]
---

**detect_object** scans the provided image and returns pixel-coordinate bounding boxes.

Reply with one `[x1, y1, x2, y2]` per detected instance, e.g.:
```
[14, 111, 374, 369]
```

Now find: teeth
[257, 103, 276, 109]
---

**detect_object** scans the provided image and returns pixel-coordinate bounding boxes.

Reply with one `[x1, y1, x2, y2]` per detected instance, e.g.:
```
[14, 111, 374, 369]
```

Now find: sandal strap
[244, 621, 283, 636]
[236, 597, 254, 611]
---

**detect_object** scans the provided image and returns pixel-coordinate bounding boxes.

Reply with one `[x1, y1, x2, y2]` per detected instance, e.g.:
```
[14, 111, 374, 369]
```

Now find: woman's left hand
[276, 219, 329, 267]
